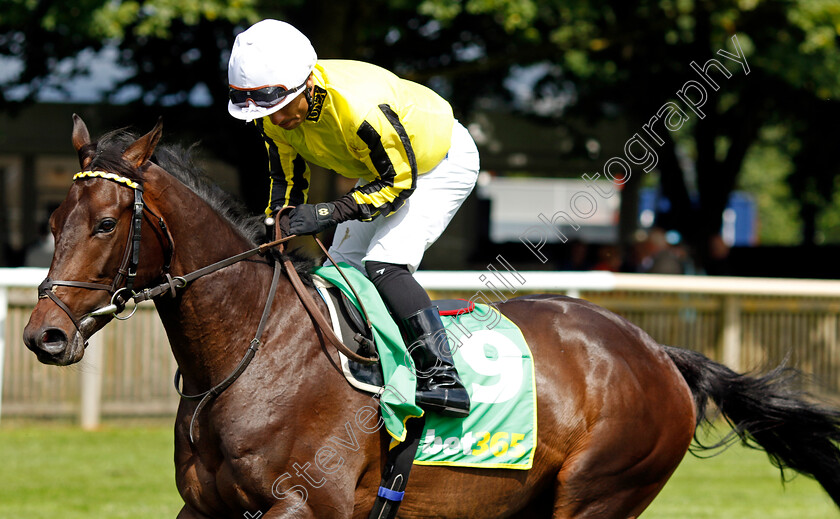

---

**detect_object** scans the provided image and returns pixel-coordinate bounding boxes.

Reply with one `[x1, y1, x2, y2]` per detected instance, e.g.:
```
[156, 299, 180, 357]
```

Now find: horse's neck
[145, 171, 255, 276]
[146, 172, 294, 388]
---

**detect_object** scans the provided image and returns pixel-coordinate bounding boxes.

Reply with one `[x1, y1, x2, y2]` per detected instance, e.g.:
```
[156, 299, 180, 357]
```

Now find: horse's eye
[96, 218, 117, 234]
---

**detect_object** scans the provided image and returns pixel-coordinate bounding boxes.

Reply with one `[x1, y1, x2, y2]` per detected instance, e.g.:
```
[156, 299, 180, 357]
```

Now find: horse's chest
[178, 446, 271, 516]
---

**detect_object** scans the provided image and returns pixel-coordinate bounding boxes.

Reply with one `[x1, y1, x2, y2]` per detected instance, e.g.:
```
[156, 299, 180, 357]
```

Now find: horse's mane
[86, 128, 315, 277]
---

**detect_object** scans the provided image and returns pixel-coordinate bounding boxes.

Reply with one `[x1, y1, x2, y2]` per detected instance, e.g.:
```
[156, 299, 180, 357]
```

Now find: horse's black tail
[663, 345, 840, 507]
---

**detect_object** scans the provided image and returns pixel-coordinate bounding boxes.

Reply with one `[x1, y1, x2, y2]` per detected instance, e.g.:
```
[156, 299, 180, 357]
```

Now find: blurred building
[0, 103, 240, 267]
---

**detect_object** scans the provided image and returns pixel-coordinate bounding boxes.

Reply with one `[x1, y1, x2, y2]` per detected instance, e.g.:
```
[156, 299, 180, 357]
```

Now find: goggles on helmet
[228, 80, 306, 108]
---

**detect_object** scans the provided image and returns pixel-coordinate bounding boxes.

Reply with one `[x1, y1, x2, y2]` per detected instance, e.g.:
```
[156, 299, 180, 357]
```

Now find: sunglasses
[229, 81, 306, 108]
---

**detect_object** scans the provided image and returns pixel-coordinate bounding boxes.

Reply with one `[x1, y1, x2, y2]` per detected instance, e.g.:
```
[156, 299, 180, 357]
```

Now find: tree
[0, 0, 439, 211]
[4, 0, 840, 269]
[427, 1, 840, 265]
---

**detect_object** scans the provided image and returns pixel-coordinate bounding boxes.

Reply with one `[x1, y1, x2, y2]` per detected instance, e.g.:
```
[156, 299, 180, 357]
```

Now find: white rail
[1, 269, 45, 425]
[414, 271, 840, 297]
[4, 267, 840, 426]
[7, 267, 839, 296]
[0, 267, 49, 287]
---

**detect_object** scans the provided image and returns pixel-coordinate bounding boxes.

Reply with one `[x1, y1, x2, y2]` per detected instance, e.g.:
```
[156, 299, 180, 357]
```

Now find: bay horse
[23, 116, 840, 518]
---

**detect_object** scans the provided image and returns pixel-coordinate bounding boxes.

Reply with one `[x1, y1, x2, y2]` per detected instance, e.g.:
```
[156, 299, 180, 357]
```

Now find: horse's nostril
[40, 328, 68, 353]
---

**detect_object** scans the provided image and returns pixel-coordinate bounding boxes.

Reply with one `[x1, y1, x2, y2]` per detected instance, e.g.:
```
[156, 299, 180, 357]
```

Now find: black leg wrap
[368, 417, 426, 519]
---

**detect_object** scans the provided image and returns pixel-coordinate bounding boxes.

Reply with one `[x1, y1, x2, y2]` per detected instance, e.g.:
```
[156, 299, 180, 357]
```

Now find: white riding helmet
[227, 19, 317, 122]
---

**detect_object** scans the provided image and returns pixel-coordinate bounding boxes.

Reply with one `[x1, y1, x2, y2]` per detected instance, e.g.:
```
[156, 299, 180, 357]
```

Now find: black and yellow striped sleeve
[350, 104, 418, 221]
[255, 119, 310, 217]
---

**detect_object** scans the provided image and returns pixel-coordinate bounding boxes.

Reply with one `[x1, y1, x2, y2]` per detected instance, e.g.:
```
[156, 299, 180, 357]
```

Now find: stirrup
[416, 387, 471, 418]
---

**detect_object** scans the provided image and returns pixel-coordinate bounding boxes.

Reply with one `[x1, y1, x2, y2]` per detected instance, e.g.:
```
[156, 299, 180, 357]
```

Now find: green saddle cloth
[313, 264, 537, 469]
[313, 263, 423, 442]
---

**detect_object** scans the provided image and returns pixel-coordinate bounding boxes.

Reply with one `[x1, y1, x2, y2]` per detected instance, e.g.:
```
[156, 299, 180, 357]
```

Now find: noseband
[38, 171, 174, 345]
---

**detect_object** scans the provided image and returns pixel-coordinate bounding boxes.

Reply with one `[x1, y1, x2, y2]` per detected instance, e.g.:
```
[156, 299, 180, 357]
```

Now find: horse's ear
[123, 117, 163, 169]
[72, 113, 94, 170]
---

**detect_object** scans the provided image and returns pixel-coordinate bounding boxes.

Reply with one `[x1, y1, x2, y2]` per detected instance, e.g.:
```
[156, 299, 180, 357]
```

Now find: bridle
[39, 168, 379, 443]
[37, 171, 174, 346]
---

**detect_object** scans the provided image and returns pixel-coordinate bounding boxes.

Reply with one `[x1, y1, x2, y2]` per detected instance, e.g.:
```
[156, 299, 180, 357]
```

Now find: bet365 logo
[421, 428, 527, 458]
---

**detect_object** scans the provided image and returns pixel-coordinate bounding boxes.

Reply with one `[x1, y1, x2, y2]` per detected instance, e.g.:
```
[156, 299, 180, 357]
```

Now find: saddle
[311, 274, 477, 518]
[311, 274, 475, 393]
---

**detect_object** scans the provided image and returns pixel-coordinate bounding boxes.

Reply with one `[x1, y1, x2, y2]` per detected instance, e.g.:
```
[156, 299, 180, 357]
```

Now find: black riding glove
[288, 203, 338, 235]
[286, 195, 363, 235]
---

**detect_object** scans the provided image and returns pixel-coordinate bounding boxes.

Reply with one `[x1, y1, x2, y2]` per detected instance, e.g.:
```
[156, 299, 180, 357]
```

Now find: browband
[73, 170, 141, 190]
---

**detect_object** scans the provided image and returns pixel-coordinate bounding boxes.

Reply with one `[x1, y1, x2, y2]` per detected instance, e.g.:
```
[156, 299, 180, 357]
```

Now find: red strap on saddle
[437, 299, 475, 316]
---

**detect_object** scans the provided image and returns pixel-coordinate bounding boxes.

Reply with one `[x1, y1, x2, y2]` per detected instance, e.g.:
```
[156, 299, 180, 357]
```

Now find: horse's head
[23, 115, 172, 365]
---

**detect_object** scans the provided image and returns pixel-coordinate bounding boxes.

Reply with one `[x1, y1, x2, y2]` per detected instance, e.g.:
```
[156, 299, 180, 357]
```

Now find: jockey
[226, 19, 479, 418]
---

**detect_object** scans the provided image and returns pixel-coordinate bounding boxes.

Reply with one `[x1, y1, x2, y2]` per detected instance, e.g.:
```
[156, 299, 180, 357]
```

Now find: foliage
[0, 0, 258, 103]
[736, 126, 801, 245]
[3, 0, 840, 259]
[336, 1, 840, 258]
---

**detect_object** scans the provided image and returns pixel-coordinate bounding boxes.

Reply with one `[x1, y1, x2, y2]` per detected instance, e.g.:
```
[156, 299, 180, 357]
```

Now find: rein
[273, 207, 377, 361]
[131, 233, 379, 365]
[43, 170, 380, 443]
[175, 257, 283, 443]
[165, 233, 378, 444]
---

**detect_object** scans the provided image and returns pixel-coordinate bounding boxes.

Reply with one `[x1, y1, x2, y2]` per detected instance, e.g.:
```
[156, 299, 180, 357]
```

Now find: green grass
[0, 420, 836, 518]
[0, 419, 182, 519]
[644, 429, 837, 518]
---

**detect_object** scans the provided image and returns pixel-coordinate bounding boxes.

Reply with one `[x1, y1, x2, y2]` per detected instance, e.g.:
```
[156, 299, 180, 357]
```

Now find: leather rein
[41, 171, 379, 442]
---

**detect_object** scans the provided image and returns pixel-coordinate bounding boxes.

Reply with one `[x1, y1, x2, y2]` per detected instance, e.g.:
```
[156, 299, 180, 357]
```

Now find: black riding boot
[402, 306, 471, 418]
